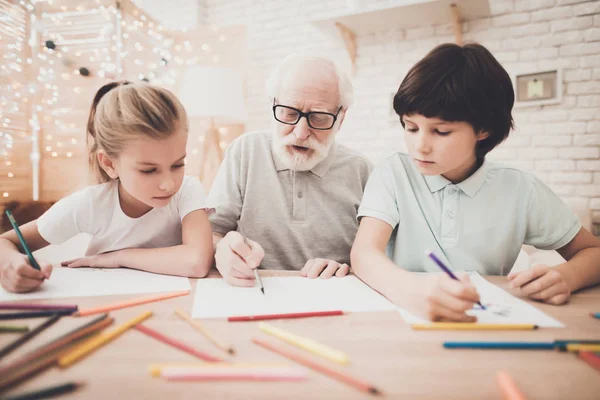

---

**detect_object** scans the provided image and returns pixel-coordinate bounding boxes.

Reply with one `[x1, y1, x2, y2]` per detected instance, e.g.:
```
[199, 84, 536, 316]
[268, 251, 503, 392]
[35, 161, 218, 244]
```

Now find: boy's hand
[300, 259, 350, 279]
[0, 253, 52, 293]
[417, 273, 480, 322]
[508, 264, 571, 305]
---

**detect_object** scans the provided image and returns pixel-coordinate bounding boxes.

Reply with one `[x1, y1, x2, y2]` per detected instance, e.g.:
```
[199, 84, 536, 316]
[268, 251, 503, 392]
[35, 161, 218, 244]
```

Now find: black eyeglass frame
[272, 103, 343, 130]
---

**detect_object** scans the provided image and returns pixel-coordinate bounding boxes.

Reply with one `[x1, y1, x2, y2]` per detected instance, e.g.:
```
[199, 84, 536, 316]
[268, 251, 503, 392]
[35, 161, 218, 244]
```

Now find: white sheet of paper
[192, 276, 396, 319]
[396, 272, 564, 328]
[0, 267, 191, 301]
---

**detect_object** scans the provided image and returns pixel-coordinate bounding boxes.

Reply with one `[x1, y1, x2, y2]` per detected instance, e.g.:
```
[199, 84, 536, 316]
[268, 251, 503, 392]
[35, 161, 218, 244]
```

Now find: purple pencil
[425, 250, 486, 310]
[0, 303, 78, 312]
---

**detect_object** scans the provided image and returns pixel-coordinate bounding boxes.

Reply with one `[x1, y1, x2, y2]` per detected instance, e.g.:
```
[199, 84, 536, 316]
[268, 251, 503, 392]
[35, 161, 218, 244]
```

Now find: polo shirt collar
[424, 159, 488, 197]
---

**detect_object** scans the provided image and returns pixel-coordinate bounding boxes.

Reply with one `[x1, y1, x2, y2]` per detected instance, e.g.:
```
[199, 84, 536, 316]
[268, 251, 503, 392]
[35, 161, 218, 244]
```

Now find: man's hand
[215, 231, 265, 287]
[300, 258, 350, 279]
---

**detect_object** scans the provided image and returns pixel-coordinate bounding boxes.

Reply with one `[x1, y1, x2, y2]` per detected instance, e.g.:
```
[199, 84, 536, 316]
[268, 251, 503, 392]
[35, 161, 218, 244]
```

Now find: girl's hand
[0, 253, 52, 293]
[300, 259, 350, 279]
[415, 273, 481, 322]
[508, 264, 571, 305]
[61, 253, 120, 269]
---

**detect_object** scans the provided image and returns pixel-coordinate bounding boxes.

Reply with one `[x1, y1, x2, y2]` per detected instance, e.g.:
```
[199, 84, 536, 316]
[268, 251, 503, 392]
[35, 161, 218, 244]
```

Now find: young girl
[351, 43, 600, 322]
[0, 81, 214, 293]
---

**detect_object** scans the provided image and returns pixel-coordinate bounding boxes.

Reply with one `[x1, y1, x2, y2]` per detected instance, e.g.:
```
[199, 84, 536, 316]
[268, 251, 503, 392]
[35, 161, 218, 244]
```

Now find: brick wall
[149, 0, 600, 231]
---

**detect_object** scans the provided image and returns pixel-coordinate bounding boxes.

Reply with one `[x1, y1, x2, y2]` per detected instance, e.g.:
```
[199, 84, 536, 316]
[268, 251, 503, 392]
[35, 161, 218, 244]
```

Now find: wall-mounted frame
[513, 68, 562, 108]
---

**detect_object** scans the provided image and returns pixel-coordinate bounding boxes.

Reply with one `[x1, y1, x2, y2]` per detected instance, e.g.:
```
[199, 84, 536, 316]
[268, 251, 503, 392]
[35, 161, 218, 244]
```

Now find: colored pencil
[259, 322, 349, 364]
[590, 313, 600, 319]
[496, 371, 527, 400]
[0, 355, 57, 391]
[554, 340, 600, 351]
[412, 323, 538, 331]
[0, 303, 78, 311]
[58, 310, 152, 367]
[578, 352, 600, 371]
[0, 314, 113, 377]
[565, 344, 600, 352]
[425, 250, 486, 310]
[161, 367, 307, 381]
[0, 314, 62, 360]
[75, 290, 189, 317]
[253, 337, 381, 395]
[135, 324, 223, 362]
[443, 341, 555, 350]
[148, 363, 290, 377]
[5, 210, 41, 271]
[0, 325, 29, 333]
[0, 309, 75, 320]
[2, 381, 84, 400]
[228, 310, 343, 322]
[174, 309, 235, 355]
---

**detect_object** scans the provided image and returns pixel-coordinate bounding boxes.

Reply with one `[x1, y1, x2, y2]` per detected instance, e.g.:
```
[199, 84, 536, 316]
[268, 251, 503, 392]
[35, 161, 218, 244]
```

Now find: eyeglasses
[272, 103, 342, 130]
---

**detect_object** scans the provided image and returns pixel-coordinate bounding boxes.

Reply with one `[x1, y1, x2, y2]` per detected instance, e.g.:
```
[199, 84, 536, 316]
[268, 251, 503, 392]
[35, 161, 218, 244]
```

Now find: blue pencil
[5, 210, 41, 271]
[590, 313, 600, 319]
[425, 250, 486, 310]
[444, 341, 555, 350]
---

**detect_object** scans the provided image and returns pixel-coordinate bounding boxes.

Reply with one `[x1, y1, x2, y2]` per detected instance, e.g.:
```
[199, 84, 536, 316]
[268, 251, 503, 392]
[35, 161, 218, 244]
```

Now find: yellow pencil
[148, 362, 289, 377]
[58, 311, 152, 368]
[565, 344, 600, 352]
[411, 323, 538, 331]
[174, 309, 235, 355]
[258, 322, 349, 365]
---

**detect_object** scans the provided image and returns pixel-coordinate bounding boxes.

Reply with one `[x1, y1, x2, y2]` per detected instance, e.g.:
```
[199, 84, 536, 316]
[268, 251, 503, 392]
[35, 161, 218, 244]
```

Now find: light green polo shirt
[357, 152, 581, 275]
[208, 131, 372, 270]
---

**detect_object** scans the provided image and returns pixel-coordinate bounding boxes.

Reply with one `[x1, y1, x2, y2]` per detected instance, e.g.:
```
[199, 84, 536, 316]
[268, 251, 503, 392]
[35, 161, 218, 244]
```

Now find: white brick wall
[147, 0, 600, 229]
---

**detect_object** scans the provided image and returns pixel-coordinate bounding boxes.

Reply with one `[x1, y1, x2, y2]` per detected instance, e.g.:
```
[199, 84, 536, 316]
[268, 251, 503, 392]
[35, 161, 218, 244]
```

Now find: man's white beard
[272, 130, 335, 171]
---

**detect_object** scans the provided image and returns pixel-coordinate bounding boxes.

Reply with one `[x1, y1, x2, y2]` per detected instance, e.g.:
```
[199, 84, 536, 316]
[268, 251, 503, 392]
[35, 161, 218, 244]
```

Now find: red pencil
[135, 324, 223, 362]
[253, 337, 381, 395]
[578, 352, 600, 371]
[228, 310, 343, 322]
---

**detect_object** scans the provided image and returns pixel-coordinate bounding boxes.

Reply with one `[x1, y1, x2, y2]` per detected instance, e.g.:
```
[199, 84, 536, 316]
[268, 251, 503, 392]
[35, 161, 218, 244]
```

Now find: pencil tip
[228, 348, 236, 355]
[369, 387, 382, 395]
[260, 288, 265, 295]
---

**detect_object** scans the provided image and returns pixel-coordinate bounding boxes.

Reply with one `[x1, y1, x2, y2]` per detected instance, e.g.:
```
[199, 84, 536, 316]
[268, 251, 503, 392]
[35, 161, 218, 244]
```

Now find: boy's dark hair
[393, 43, 514, 158]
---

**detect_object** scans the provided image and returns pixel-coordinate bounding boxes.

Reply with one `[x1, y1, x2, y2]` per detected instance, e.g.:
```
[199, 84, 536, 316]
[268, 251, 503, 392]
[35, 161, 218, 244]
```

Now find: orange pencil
[496, 371, 527, 400]
[253, 337, 381, 395]
[135, 324, 223, 362]
[75, 290, 189, 316]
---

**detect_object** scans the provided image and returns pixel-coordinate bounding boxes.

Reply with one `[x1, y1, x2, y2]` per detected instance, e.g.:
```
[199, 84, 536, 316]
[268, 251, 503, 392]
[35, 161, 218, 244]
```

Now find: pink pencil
[162, 368, 308, 381]
[135, 324, 223, 362]
[0, 303, 78, 311]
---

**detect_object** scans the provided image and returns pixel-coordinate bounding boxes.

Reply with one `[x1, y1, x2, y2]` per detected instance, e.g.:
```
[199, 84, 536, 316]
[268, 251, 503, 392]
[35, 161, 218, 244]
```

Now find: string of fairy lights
[0, 0, 227, 199]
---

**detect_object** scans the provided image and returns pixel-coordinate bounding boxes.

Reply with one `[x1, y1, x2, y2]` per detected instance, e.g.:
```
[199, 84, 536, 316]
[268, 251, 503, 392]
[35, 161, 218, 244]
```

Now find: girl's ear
[477, 131, 490, 141]
[97, 150, 119, 179]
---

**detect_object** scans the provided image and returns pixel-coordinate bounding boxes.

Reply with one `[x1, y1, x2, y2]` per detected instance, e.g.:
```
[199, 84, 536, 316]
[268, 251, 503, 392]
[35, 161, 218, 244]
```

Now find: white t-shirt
[38, 176, 209, 256]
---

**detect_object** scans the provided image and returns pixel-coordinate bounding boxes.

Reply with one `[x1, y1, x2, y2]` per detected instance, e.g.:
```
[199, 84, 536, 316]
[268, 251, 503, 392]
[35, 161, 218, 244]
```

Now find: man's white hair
[265, 50, 354, 109]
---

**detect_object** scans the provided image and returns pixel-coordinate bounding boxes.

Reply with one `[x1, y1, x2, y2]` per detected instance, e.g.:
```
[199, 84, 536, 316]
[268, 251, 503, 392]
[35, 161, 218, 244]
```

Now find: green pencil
[0, 325, 29, 333]
[4, 210, 41, 271]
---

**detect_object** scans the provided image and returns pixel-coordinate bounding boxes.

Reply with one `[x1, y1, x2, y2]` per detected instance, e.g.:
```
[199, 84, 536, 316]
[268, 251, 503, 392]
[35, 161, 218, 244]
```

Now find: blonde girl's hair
[86, 81, 188, 182]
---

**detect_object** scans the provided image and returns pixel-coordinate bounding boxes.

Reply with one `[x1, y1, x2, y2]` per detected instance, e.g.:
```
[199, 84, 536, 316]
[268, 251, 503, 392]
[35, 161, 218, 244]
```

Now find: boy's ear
[477, 131, 490, 141]
[97, 150, 119, 179]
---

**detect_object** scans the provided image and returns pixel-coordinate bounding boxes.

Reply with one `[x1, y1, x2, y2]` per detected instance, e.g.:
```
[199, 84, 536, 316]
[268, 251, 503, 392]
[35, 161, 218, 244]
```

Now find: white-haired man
[207, 52, 372, 287]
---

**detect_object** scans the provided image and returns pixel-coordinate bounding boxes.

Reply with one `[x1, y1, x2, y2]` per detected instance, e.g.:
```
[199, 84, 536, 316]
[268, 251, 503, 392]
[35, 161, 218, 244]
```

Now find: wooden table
[1, 272, 599, 399]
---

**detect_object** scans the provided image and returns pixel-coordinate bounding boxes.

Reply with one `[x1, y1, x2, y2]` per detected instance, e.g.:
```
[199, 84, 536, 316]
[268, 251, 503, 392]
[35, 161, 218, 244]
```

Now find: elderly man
[207, 52, 372, 287]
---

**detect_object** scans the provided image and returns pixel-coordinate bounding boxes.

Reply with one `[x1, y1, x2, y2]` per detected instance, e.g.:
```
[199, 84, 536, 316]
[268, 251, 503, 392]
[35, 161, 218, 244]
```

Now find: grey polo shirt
[358, 152, 581, 276]
[208, 131, 373, 270]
